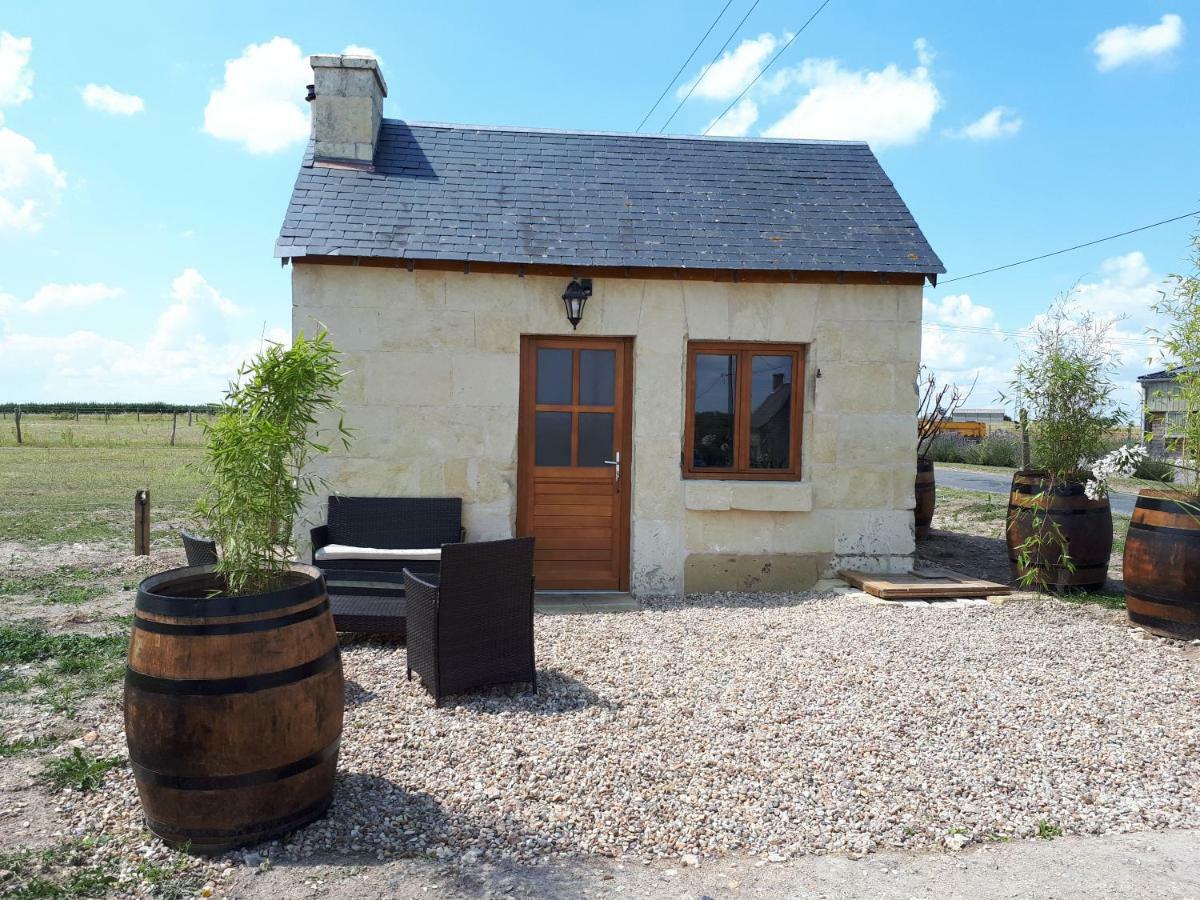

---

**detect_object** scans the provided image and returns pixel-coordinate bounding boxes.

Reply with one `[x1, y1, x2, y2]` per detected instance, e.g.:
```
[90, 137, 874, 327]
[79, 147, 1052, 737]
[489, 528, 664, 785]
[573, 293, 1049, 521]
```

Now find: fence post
[188, 410, 193, 427]
[134, 490, 150, 556]
[14, 406, 21, 445]
[137, 409, 140, 422]
[170, 412, 178, 446]
[1019, 408, 1031, 470]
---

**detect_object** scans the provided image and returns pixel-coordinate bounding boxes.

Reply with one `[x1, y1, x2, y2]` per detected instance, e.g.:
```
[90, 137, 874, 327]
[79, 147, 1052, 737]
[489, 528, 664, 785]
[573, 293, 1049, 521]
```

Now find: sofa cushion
[315, 544, 443, 562]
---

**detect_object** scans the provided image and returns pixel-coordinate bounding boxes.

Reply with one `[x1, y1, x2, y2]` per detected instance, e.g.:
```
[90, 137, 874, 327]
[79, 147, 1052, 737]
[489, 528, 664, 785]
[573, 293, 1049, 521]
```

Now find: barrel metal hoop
[1125, 589, 1200, 610]
[1129, 520, 1200, 535]
[131, 737, 340, 790]
[143, 793, 333, 843]
[1135, 495, 1200, 516]
[133, 600, 330, 636]
[125, 645, 340, 696]
[136, 567, 325, 618]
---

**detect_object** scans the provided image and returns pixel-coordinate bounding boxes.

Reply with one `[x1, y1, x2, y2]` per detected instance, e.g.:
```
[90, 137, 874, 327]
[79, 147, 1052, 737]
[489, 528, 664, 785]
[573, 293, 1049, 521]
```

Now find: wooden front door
[517, 336, 633, 591]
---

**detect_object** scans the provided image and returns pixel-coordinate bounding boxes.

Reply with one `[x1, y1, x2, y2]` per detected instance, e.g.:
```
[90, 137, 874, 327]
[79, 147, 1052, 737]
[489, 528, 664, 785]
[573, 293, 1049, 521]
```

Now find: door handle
[604, 451, 620, 489]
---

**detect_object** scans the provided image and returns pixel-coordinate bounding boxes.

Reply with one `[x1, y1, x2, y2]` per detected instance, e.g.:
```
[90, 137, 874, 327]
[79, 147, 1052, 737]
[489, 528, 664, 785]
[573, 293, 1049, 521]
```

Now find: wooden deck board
[840, 567, 1011, 600]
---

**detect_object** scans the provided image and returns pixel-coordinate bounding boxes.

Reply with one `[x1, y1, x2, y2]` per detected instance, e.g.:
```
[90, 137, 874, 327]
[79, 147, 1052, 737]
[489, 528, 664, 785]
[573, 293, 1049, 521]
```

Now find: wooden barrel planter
[1124, 490, 1200, 639]
[125, 564, 343, 853]
[1005, 471, 1113, 591]
[915, 459, 935, 539]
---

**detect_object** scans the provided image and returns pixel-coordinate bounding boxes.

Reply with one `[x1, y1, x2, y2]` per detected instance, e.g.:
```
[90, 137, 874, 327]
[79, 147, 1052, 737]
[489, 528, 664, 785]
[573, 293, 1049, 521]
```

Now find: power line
[636, 0, 736, 133]
[702, 0, 834, 135]
[658, 0, 763, 133]
[922, 321, 1158, 347]
[938, 209, 1200, 286]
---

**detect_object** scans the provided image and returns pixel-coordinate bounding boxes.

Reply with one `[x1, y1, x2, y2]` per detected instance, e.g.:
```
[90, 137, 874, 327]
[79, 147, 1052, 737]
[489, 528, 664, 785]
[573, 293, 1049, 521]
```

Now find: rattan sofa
[310, 496, 464, 576]
[404, 537, 537, 705]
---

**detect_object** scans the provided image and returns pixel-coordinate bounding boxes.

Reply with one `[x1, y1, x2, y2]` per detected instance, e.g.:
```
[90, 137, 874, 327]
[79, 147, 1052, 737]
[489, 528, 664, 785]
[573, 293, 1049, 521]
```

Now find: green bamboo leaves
[196, 329, 352, 596]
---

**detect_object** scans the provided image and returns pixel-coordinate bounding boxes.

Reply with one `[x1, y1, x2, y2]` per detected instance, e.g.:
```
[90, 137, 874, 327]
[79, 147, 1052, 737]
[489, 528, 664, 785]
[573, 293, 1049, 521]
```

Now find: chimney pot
[309, 54, 388, 165]
[772, 372, 785, 390]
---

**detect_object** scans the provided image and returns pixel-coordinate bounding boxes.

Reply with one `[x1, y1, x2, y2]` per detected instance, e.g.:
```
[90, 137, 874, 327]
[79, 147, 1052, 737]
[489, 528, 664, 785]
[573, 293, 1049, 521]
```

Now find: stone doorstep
[535, 592, 639, 615]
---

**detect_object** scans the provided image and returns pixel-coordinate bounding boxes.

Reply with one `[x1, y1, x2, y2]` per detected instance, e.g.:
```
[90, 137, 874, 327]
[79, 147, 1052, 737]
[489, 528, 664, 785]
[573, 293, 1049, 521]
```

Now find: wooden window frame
[683, 341, 805, 481]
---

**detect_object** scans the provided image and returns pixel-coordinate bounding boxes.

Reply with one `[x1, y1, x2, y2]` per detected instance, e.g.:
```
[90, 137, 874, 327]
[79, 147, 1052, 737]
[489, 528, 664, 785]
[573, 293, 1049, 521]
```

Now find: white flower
[1085, 444, 1148, 499]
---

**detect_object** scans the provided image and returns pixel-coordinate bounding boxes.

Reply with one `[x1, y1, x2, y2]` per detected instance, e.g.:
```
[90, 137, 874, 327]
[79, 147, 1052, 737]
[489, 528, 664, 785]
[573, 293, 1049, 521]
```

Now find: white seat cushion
[315, 544, 442, 562]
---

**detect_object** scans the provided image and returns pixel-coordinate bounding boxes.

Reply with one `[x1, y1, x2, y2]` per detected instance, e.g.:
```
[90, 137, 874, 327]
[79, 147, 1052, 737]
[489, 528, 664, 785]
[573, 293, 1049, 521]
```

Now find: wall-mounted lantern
[561, 279, 593, 330]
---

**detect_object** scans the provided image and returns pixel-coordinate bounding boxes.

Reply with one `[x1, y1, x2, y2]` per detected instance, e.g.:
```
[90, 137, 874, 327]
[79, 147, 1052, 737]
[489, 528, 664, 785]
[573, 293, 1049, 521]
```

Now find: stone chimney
[308, 54, 388, 165]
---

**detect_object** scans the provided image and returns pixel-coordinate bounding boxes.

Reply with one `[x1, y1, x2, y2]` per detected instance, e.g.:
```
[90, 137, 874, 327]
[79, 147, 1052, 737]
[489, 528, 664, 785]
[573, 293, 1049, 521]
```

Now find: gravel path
[239, 592, 1200, 866]
[12, 589, 1194, 896]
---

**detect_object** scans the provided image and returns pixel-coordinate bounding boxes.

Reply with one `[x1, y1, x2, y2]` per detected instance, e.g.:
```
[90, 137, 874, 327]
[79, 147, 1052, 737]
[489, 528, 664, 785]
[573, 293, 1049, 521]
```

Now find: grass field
[0, 411, 210, 449]
[0, 443, 205, 546]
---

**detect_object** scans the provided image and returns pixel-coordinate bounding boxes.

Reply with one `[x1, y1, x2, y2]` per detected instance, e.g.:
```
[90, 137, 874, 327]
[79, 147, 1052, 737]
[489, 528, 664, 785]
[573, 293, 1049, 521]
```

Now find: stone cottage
[277, 54, 944, 595]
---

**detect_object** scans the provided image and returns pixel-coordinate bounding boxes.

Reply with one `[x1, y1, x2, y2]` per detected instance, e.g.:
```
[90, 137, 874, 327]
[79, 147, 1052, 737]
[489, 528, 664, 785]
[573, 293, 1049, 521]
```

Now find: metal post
[134, 490, 150, 556]
[1019, 408, 1031, 470]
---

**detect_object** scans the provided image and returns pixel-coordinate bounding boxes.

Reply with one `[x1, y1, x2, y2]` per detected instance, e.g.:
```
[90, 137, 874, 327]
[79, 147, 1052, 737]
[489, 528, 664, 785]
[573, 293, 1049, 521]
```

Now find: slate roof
[275, 121, 944, 276]
[1138, 365, 1198, 382]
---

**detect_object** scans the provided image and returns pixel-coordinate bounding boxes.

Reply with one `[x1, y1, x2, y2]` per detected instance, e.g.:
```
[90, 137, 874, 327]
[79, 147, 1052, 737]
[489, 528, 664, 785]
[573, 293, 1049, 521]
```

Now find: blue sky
[0, 1, 1195, 407]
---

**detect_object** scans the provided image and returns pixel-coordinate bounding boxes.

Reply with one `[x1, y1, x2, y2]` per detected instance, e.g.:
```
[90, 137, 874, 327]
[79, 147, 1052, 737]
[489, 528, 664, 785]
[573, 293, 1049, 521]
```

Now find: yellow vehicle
[929, 420, 987, 441]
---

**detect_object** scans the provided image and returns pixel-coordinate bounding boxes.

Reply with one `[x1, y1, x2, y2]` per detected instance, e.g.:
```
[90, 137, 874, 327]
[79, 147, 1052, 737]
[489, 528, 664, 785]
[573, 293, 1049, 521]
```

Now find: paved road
[936, 465, 1138, 517]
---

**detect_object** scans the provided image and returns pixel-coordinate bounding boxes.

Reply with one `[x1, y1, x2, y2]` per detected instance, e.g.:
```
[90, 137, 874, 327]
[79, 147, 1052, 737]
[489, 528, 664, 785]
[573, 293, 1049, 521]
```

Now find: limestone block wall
[293, 263, 922, 594]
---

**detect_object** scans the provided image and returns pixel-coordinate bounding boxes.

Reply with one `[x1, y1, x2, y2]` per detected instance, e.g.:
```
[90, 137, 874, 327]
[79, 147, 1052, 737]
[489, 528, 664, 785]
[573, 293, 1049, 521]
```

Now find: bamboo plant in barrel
[1003, 298, 1124, 591]
[124, 330, 352, 853]
[1124, 228, 1200, 637]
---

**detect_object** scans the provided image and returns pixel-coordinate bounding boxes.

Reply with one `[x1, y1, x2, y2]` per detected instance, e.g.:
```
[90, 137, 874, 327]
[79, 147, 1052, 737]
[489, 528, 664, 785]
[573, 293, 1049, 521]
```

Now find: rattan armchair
[181, 531, 218, 567]
[404, 537, 536, 706]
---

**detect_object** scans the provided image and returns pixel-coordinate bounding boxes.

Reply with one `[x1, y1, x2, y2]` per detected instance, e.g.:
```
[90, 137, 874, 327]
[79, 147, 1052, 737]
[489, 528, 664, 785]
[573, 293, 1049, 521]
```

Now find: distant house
[1139, 366, 1196, 458]
[949, 408, 1011, 427]
[276, 54, 944, 595]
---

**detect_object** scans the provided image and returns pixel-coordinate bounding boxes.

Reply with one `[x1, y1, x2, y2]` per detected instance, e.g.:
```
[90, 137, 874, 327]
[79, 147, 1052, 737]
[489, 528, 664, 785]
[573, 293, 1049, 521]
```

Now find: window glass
[534, 411, 572, 466]
[579, 349, 615, 406]
[578, 413, 614, 467]
[536, 348, 572, 405]
[749, 355, 793, 469]
[692, 353, 736, 469]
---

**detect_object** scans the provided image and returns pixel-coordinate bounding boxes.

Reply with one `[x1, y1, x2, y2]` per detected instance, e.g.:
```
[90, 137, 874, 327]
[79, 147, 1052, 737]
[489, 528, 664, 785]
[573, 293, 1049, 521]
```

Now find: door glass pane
[749, 355, 793, 469]
[692, 353, 736, 469]
[535, 411, 572, 466]
[578, 412, 614, 467]
[579, 349, 615, 406]
[536, 348, 572, 405]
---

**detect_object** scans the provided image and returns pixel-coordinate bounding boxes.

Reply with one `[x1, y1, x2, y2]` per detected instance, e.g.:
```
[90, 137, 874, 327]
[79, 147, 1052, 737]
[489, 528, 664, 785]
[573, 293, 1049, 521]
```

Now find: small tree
[1006, 294, 1124, 480]
[196, 330, 352, 596]
[916, 366, 976, 460]
[1151, 226, 1200, 499]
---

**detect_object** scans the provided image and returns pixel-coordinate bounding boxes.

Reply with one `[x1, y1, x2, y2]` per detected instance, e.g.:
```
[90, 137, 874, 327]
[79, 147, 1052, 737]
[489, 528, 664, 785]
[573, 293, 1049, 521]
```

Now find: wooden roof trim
[289, 255, 929, 286]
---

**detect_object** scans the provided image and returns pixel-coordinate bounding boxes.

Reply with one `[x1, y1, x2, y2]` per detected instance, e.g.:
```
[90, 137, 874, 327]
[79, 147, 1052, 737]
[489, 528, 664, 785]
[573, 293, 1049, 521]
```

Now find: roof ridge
[384, 118, 871, 148]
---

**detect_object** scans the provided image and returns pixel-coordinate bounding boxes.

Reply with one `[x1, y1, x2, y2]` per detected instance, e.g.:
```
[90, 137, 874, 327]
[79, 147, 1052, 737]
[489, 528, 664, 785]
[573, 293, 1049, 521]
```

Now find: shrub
[1134, 455, 1176, 483]
[1152, 225, 1200, 498]
[926, 433, 968, 463]
[963, 433, 1021, 468]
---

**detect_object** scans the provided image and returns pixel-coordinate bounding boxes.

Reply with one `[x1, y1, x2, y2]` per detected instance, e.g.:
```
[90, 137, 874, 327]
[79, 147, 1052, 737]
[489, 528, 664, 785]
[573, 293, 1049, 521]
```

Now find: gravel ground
[64, 591, 1197, 877]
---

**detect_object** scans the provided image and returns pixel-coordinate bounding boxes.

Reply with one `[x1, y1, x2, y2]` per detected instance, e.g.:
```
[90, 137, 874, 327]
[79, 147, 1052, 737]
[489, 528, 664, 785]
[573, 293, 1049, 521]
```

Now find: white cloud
[0, 269, 288, 402]
[81, 83, 145, 115]
[679, 33, 778, 102]
[341, 44, 379, 60]
[949, 105, 1022, 141]
[0, 32, 33, 106]
[1093, 13, 1185, 71]
[1, 282, 124, 314]
[203, 37, 311, 154]
[0, 124, 66, 232]
[705, 98, 758, 137]
[762, 41, 941, 147]
[921, 252, 1171, 414]
[913, 37, 935, 67]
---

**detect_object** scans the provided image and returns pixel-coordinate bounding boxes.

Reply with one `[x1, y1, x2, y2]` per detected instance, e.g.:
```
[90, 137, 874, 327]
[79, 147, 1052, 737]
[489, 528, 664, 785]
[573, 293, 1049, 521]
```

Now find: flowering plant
[1084, 444, 1148, 500]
